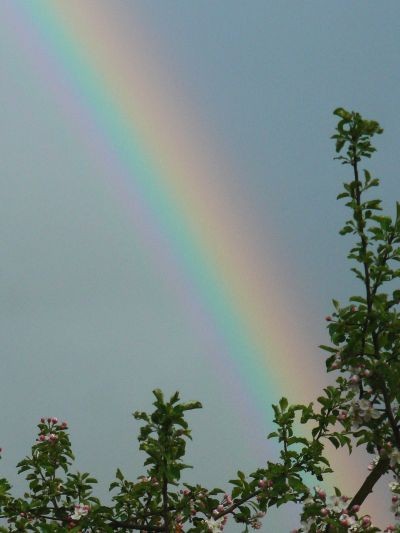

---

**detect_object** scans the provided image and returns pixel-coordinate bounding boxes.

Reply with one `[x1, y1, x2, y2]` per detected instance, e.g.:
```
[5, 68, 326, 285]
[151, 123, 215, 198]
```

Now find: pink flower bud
[224, 493, 233, 505]
[217, 504, 224, 512]
[316, 488, 326, 500]
[320, 507, 329, 516]
[362, 516, 371, 526]
[325, 316, 332, 322]
[38, 434, 46, 442]
[351, 505, 360, 513]
[258, 479, 267, 489]
[40, 417, 45, 423]
[392, 496, 399, 503]
[349, 375, 360, 384]
[51, 417, 58, 424]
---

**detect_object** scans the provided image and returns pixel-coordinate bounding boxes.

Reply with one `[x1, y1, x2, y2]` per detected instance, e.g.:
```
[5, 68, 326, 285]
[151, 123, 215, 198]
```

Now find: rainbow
[7, 0, 320, 405]
[4, 1, 386, 526]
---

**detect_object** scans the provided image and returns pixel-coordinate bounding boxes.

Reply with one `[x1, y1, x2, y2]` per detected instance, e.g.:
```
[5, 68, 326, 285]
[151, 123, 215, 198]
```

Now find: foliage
[0, 109, 399, 532]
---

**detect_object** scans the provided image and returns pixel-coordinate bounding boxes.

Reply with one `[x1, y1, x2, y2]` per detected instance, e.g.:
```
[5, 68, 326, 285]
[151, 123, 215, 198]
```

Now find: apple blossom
[71, 503, 90, 521]
[204, 517, 225, 532]
[390, 449, 400, 468]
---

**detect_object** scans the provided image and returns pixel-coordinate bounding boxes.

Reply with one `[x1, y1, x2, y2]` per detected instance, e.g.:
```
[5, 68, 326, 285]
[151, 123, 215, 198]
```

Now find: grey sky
[1, 2, 400, 530]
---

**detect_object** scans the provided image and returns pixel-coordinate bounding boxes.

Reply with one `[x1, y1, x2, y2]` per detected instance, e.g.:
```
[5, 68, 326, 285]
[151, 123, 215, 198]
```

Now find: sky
[0, 1, 400, 531]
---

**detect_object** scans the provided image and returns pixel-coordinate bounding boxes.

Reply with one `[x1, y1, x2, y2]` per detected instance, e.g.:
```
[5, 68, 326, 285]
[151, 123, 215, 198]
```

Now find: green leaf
[333, 107, 351, 120]
[364, 199, 382, 210]
[335, 139, 346, 152]
[231, 486, 241, 498]
[170, 391, 180, 404]
[181, 401, 202, 411]
[237, 470, 245, 481]
[319, 345, 338, 354]
[153, 388, 164, 403]
[395, 201, 400, 230]
[349, 296, 366, 304]
[328, 436, 340, 449]
[337, 191, 349, 200]
[393, 290, 400, 303]
[279, 397, 288, 412]
[339, 225, 354, 235]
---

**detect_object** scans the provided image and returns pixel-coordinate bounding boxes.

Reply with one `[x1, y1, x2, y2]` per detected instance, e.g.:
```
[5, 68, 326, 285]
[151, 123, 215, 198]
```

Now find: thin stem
[214, 489, 264, 520]
[110, 517, 166, 531]
[352, 155, 372, 362]
[162, 471, 170, 533]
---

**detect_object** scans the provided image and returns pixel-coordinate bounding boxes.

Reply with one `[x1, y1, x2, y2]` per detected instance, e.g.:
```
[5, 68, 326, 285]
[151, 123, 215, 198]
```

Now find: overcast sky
[1, 2, 400, 530]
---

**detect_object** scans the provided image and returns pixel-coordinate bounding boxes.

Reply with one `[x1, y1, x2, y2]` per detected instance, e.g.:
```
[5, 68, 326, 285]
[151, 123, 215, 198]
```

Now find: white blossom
[358, 399, 380, 422]
[389, 481, 400, 492]
[303, 494, 314, 507]
[390, 449, 400, 468]
[328, 495, 347, 513]
[71, 503, 90, 521]
[347, 399, 380, 429]
[204, 517, 224, 532]
[300, 517, 317, 533]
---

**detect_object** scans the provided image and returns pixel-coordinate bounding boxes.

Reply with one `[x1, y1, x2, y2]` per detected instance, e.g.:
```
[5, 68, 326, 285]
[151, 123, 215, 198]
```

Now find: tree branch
[348, 457, 389, 509]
